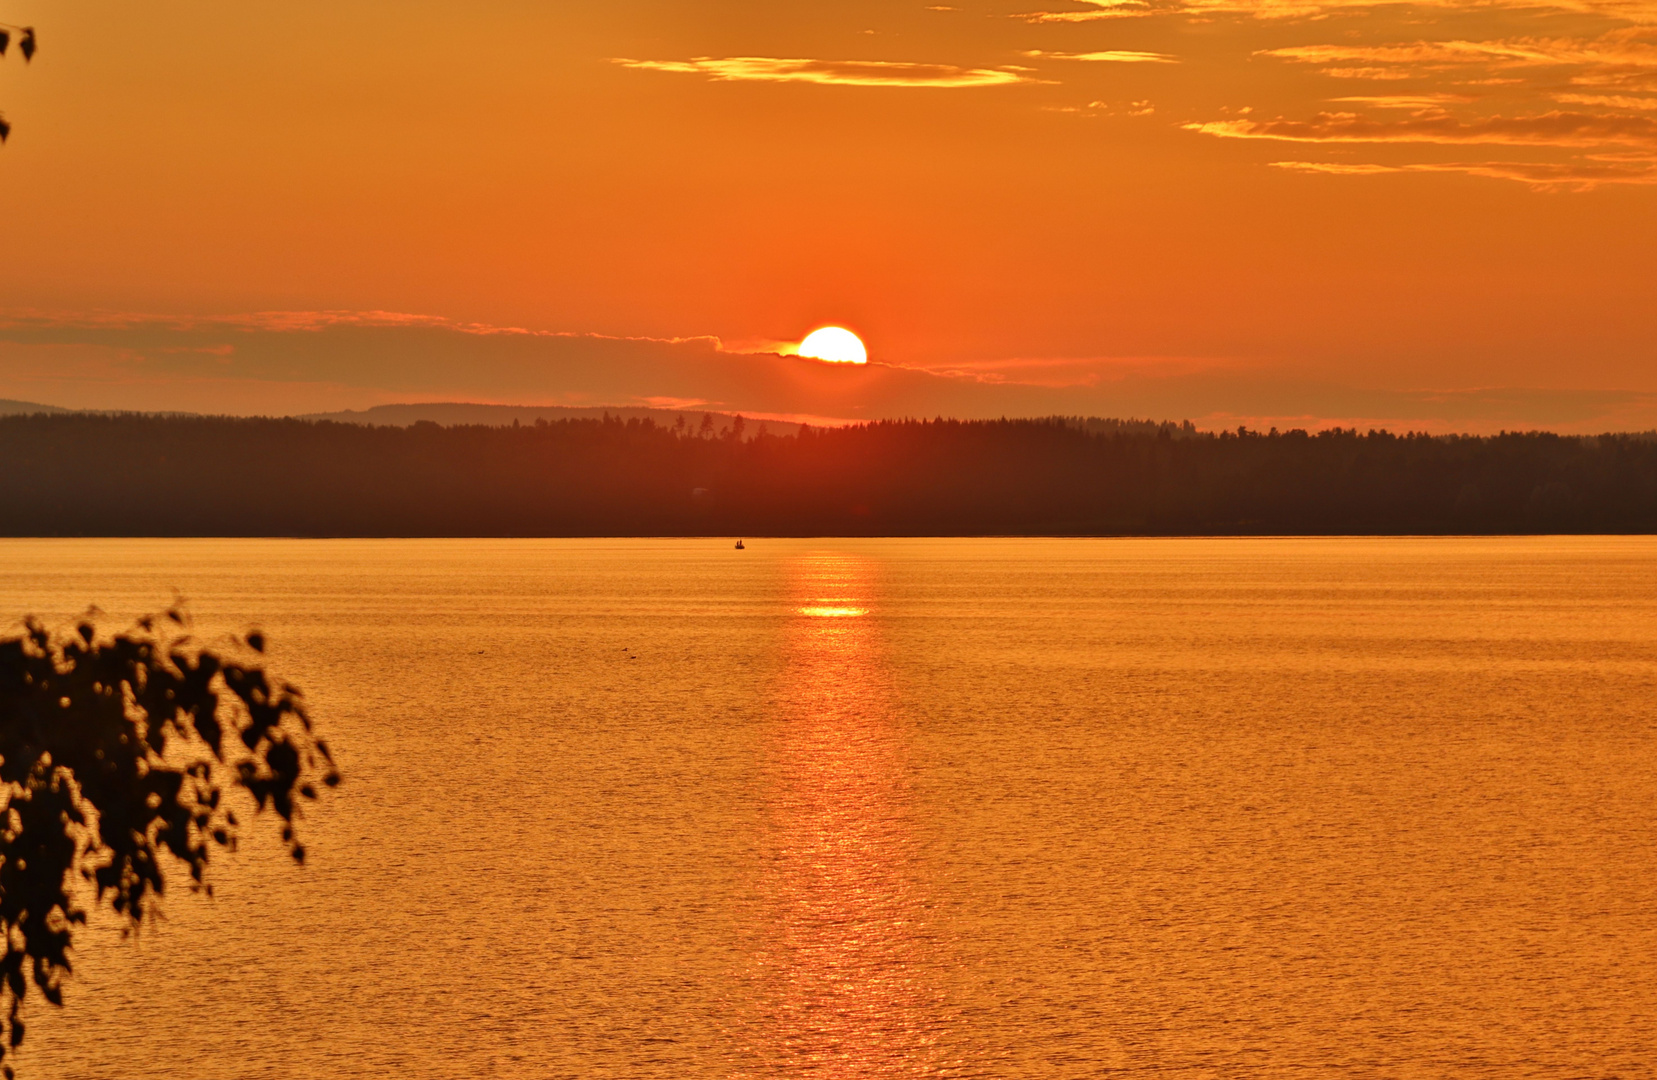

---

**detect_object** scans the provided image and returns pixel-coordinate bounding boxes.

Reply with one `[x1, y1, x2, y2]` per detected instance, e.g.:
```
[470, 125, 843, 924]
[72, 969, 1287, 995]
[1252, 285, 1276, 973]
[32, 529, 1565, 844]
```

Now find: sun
[797, 326, 867, 365]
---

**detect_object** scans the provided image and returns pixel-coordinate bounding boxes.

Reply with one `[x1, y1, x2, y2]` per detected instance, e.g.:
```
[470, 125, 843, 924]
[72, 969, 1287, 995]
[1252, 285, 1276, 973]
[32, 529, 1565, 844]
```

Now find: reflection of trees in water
[734, 554, 952, 1078]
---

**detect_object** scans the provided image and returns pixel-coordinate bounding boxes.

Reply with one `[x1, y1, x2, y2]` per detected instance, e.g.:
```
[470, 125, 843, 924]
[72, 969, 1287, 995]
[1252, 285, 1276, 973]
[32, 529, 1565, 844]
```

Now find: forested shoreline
[3, 412, 1655, 536]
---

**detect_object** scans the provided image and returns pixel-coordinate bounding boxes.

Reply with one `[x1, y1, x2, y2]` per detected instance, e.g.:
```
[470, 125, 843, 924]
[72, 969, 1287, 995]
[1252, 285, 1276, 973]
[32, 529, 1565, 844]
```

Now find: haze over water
[1, 537, 1652, 1078]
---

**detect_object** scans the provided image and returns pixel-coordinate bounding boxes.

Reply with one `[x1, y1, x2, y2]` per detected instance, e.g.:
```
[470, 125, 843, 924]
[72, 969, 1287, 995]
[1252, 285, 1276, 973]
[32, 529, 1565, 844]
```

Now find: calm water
[0, 537, 1653, 1078]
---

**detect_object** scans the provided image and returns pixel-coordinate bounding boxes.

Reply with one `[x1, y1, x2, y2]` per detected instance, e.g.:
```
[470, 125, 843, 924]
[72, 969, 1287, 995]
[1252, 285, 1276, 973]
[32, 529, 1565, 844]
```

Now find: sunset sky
[1, 0, 1653, 431]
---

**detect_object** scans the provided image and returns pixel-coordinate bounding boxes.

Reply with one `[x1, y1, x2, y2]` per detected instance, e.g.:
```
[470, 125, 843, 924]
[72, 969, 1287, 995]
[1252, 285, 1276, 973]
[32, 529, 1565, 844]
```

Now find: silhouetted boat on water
[734, 540, 745, 549]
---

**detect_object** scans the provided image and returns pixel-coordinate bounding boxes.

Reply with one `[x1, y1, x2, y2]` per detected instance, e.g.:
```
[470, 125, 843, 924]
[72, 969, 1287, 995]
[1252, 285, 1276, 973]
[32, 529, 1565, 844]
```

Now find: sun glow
[797, 327, 868, 365]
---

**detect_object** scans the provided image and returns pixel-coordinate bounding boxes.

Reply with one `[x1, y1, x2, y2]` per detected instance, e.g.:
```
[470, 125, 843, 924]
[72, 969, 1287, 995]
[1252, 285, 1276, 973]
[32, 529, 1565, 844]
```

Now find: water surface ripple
[0, 537, 1652, 1078]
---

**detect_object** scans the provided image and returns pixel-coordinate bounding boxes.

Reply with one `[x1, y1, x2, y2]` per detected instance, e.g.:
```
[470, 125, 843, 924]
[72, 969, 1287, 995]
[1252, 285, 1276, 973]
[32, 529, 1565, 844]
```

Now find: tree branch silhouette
[0, 21, 38, 144]
[0, 606, 338, 1078]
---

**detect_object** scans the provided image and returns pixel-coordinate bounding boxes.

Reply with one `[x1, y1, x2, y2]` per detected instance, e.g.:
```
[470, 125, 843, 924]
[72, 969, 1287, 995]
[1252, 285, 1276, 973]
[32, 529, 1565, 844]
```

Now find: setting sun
[797, 327, 867, 365]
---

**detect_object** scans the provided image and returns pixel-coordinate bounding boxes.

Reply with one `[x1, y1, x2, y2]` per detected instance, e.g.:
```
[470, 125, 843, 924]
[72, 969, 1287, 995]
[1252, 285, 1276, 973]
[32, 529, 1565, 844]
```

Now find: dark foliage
[0, 22, 36, 144]
[1, 412, 1656, 535]
[0, 610, 336, 1076]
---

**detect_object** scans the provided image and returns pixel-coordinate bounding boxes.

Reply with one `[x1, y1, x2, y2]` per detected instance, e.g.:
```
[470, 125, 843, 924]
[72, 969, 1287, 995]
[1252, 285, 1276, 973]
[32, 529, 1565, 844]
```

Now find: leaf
[19, 28, 33, 62]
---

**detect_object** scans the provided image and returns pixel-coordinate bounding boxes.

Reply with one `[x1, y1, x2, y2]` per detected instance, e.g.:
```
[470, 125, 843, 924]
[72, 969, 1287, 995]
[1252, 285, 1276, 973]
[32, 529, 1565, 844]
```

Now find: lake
[1, 537, 1653, 1078]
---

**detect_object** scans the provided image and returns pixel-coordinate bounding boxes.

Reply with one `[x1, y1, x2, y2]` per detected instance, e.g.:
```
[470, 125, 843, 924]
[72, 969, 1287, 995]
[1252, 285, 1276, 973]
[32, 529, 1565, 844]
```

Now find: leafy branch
[0, 21, 38, 144]
[0, 608, 338, 1077]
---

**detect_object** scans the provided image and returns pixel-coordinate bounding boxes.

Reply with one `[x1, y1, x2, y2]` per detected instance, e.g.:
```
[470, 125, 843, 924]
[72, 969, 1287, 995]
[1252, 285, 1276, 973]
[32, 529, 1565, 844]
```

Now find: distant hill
[297, 402, 806, 437]
[0, 400, 69, 417]
[0, 398, 1200, 439]
[294, 403, 1213, 441]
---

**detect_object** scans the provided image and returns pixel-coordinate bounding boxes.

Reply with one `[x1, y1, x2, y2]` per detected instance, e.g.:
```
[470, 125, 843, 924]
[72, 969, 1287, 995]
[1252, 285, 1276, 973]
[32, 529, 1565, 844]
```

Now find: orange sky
[0, 1, 1654, 431]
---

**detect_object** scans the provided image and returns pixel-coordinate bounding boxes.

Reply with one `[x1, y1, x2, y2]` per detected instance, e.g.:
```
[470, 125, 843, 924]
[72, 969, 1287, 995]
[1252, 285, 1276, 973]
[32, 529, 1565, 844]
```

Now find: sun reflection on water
[736, 554, 950, 1077]
[796, 604, 869, 618]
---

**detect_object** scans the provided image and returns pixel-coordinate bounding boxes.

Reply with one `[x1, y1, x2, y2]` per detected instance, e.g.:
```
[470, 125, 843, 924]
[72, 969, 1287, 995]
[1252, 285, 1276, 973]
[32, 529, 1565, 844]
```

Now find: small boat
[735, 539, 746, 550]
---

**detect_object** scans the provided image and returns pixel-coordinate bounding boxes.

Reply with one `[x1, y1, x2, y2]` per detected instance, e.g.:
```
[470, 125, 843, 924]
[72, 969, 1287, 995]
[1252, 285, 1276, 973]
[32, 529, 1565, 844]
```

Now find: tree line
[2, 411, 1655, 535]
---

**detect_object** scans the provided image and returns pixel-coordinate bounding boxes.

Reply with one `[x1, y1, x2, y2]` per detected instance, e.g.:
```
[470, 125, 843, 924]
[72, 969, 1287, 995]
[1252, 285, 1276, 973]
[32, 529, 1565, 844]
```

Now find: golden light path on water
[737, 554, 948, 1077]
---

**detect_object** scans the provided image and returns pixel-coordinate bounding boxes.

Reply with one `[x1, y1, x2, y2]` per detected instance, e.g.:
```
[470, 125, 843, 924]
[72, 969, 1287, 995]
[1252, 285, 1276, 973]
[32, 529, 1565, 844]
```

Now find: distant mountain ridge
[0, 400, 69, 417]
[0, 398, 1201, 439]
[295, 404, 1211, 440]
[0, 399, 807, 435]
[9, 399, 1650, 443]
[297, 402, 806, 436]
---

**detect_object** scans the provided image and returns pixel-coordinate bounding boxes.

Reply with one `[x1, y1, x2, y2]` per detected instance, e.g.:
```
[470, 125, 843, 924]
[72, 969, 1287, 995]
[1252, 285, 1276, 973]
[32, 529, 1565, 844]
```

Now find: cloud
[1556, 91, 1657, 107]
[1023, 49, 1178, 62]
[611, 56, 1034, 88]
[1572, 70, 1657, 89]
[1227, 28, 1657, 187]
[1022, 0, 1657, 21]
[6, 313, 1657, 434]
[1271, 161, 1404, 175]
[1271, 155, 1657, 189]
[1, 309, 725, 347]
[1018, 1, 1154, 23]
[1319, 67, 1420, 80]
[1260, 40, 1587, 67]
[1043, 98, 1157, 115]
[1187, 109, 1657, 148]
[1257, 32, 1657, 100]
[1264, 35, 1657, 73]
[1215, 0, 1657, 19]
[1329, 93, 1478, 108]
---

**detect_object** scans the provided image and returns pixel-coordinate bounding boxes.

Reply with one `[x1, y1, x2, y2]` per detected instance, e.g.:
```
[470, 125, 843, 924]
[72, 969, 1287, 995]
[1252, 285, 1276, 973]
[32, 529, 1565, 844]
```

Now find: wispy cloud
[1222, 27, 1657, 187]
[1022, 0, 1657, 21]
[1187, 109, 1657, 148]
[1018, 1, 1153, 23]
[1270, 161, 1402, 175]
[9, 312, 1657, 433]
[1256, 31, 1657, 101]
[1272, 155, 1657, 189]
[612, 56, 1034, 88]
[1318, 67, 1420, 80]
[1261, 35, 1657, 71]
[1556, 90, 1657, 107]
[0, 309, 728, 348]
[1023, 48, 1179, 63]
[1262, 41, 1579, 67]
[1046, 99, 1157, 115]
[1330, 93, 1477, 108]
